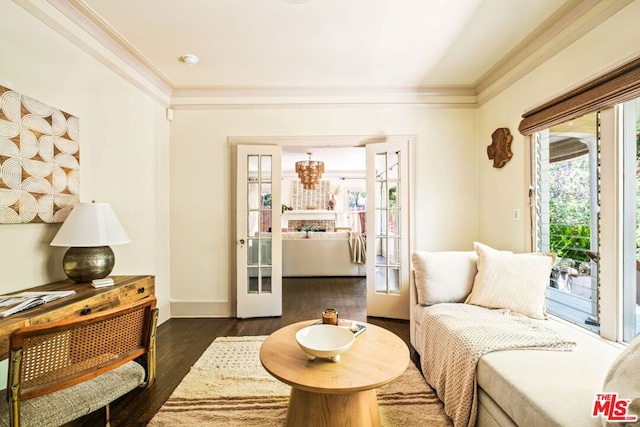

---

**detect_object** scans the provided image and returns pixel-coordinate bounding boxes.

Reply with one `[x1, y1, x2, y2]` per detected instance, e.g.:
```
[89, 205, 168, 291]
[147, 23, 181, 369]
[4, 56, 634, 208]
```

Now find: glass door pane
[374, 150, 401, 295]
[246, 154, 272, 294]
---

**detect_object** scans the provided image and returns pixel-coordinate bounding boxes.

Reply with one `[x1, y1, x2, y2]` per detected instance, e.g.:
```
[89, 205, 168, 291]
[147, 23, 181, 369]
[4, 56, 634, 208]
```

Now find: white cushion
[465, 242, 555, 319]
[282, 232, 307, 239]
[411, 251, 477, 305]
[477, 318, 622, 427]
[601, 333, 640, 426]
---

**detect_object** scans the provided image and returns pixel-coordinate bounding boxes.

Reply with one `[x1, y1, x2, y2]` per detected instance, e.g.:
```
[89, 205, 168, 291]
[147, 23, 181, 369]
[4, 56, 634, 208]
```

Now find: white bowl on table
[295, 324, 355, 362]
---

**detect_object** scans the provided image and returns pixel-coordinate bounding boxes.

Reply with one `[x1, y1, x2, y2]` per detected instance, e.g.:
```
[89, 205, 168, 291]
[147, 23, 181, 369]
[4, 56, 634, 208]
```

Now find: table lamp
[50, 201, 131, 282]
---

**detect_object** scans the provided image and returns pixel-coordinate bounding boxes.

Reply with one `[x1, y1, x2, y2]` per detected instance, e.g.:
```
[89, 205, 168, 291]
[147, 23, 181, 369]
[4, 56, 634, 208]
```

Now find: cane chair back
[5, 296, 158, 427]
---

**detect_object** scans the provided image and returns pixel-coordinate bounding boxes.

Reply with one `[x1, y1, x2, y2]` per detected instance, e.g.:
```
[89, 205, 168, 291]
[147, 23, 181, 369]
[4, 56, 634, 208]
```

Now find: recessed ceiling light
[181, 54, 199, 66]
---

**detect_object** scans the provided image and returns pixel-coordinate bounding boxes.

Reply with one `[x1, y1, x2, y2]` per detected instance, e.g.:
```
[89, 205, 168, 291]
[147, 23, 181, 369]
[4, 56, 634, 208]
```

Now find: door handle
[238, 239, 245, 248]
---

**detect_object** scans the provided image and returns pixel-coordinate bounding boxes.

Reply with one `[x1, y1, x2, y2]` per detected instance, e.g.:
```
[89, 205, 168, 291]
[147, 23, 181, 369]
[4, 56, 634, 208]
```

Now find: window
[533, 113, 600, 333]
[622, 97, 640, 341]
[347, 190, 367, 234]
[532, 108, 639, 340]
[522, 56, 640, 342]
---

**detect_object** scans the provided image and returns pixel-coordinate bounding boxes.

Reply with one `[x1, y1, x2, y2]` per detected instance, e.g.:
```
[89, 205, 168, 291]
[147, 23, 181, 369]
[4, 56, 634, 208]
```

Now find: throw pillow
[601, 333, 640, 426]
[465, 242, 556, 319]
[412, 251, 478, 305]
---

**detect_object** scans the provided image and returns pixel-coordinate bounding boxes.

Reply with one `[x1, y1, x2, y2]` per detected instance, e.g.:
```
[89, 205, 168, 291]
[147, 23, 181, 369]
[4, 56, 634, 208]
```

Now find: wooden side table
[260, 320, 409, 427]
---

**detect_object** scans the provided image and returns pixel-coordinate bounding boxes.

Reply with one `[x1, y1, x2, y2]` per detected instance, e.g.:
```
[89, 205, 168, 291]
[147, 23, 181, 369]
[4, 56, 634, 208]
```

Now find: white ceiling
[44, 0, 620, 172]
[60, 0, 580, 94]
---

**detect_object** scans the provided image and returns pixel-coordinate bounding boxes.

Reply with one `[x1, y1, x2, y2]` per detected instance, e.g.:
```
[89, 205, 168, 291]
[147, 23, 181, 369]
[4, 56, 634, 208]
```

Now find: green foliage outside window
[549, 157, 590, 224]
[550, 121, 640, 262]
[389, 186, 397, 207]
[348, 191, 366, 208]
[549, 223, 591, 262]
[549, 156, 591, 262]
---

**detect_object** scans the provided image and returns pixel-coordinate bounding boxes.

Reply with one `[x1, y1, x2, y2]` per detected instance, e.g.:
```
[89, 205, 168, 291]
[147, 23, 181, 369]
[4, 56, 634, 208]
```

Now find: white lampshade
[51, 202, 130, 247]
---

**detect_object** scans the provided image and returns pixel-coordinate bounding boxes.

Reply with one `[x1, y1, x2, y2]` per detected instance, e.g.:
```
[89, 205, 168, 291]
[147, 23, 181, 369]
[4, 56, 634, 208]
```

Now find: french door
[366, 140, 411, 319]
[236, 145, 282, 318]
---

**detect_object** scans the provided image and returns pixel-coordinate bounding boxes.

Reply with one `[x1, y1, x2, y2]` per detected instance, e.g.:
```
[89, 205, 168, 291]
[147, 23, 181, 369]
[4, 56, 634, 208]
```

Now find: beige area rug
[149, 336, 451, 427]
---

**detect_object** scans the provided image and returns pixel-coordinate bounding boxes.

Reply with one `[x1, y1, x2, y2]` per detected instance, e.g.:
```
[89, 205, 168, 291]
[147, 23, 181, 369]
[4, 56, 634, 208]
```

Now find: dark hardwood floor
[69, 277, 417, 426]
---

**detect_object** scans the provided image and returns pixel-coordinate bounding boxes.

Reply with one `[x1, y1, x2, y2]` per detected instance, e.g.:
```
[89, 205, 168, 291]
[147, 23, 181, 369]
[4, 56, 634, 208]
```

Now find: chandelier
[295, 152, 325, 190]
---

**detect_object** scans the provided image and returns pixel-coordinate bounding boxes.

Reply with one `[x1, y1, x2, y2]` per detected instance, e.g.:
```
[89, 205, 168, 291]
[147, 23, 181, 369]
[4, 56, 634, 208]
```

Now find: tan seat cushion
[0, 360, 145, 427]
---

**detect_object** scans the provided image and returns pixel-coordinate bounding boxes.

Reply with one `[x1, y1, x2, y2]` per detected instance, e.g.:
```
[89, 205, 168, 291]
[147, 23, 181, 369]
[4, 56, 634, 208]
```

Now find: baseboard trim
[157, 301, 171, 325]
[170, 300, 234, 318]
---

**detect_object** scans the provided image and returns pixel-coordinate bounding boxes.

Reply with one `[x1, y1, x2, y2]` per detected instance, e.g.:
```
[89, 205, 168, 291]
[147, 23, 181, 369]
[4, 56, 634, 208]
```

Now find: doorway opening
[281, 146, 367, 278]
[233, 136, 415, 320]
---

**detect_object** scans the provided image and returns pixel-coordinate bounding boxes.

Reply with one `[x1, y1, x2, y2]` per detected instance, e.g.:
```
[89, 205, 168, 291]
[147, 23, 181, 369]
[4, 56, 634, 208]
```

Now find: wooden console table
[0, 275, 155, 360]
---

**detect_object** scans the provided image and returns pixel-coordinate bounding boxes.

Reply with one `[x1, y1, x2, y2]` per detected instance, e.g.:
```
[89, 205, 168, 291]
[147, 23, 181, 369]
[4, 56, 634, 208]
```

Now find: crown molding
[170, 102, 478, 111]
[54, 0, 175, 89]
[17, 0, 631, 108]
[170, 86, 478, 109]
[475, 0, 632, 106]
[13, 0, 172, 104]
[171, 87, 477, 98]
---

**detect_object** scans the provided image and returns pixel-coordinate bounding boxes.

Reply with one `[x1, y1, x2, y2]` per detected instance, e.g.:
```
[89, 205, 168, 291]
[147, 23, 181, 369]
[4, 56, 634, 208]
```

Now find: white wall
[6, 0, 635, 327]
[169, 107, 478, 316]
[0, 2, 170, 313]
[477, 1, 640, 252]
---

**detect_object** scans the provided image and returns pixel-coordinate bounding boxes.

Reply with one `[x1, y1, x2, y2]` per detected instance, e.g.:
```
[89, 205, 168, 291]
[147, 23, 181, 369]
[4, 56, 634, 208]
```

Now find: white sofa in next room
[282, 231, 366, 277]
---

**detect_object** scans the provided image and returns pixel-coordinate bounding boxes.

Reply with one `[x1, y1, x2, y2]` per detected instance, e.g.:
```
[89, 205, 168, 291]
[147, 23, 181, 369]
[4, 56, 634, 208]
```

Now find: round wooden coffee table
[260, 320, 409, 427]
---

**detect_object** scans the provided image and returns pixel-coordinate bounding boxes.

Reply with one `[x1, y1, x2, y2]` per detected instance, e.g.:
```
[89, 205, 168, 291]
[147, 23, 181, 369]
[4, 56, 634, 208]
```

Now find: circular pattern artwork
[0, 85, 79, 223]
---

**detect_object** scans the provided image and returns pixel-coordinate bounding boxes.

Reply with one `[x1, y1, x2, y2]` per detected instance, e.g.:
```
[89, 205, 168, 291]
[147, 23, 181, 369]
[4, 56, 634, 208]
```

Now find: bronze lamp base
[63, 246, 115, 283]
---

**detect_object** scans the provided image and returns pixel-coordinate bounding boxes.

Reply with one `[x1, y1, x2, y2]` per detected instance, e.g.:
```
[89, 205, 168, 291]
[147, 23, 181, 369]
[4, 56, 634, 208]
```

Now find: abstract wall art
[0, 85, 79, 223]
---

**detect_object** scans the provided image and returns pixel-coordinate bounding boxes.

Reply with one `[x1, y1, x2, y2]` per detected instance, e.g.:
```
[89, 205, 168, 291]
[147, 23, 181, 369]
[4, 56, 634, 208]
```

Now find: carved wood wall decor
[487, 127, 513, 168]
[0, 85, 79, 223]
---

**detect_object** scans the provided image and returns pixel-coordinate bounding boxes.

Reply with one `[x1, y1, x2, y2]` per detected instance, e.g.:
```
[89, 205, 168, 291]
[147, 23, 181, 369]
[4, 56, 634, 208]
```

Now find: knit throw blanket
[348, 231, 367, 264]
[419, 303, 577, 427]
